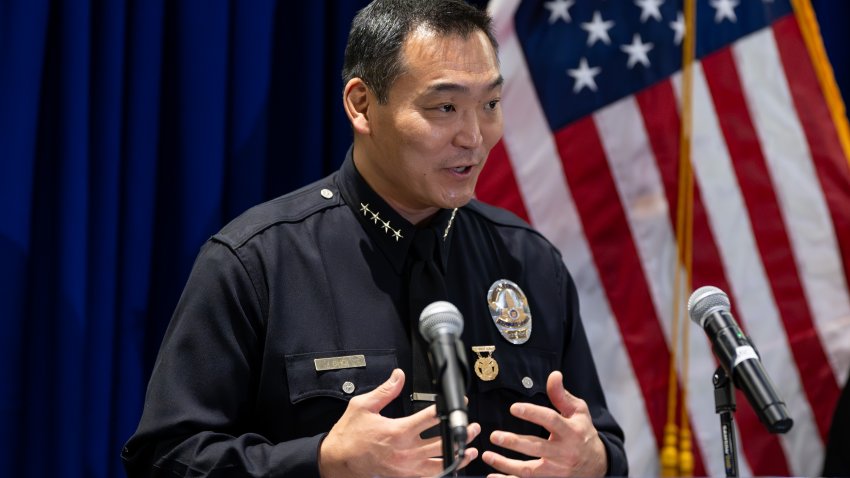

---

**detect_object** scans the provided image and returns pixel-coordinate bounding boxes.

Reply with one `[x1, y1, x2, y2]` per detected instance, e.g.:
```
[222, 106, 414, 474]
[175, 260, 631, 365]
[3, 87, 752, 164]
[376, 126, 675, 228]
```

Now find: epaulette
[212, 172, 342, 249]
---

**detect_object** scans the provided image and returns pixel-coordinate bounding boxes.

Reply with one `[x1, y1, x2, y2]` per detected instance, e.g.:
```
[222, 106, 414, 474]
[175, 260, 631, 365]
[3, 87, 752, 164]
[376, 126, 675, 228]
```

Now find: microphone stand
[713, 366, 739, 477]
[436, 395, 454, 470]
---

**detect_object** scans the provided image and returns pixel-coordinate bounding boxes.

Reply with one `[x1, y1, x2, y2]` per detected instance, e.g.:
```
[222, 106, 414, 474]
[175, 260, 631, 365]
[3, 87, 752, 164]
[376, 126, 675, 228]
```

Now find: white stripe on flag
[735, 28, 850, 385]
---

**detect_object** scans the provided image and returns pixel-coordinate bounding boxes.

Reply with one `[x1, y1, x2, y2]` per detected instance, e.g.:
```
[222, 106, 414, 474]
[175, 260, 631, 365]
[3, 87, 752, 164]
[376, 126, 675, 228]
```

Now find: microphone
[418, 301, 469, 445]
[688, 286, 793, 433]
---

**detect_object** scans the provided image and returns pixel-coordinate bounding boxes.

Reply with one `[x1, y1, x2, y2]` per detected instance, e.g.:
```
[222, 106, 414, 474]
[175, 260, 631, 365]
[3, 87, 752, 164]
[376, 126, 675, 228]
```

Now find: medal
[487, 279, 532, 344]
[472, 345, 499, 381]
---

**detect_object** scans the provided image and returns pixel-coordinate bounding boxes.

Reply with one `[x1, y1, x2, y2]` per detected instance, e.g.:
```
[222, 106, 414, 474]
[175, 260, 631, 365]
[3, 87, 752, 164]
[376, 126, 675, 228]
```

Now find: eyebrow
[424, 75, 505, 95]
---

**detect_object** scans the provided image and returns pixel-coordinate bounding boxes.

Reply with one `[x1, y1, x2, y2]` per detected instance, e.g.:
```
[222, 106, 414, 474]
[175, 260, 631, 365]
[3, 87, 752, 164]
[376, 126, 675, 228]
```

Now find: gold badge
[487, 279, 532, 344]
[472, 345, 499, 381]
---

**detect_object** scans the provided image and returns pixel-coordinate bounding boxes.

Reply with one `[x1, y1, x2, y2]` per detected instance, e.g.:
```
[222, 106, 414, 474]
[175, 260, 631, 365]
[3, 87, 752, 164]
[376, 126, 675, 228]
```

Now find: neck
[352, 143, 439, 226]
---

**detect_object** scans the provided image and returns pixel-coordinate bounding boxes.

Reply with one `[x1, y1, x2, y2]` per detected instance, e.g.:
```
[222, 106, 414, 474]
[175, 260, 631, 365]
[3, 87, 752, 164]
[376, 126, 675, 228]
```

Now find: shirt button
[320, 188, 334, 199]
[521, 376, 534, 389]
[342, 381, 356, 394]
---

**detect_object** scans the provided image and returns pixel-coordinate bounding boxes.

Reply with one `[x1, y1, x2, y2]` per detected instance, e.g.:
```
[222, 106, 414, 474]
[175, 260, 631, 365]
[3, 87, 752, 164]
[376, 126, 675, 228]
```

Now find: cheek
[482, 119, 504, 149]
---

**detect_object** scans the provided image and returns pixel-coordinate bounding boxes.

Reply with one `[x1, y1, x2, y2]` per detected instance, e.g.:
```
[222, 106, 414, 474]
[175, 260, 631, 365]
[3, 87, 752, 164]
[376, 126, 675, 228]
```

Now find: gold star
[359, 203, 369, 215]
[382, 220, 392, 233]
[393, 229, 403, 242]
[371, 211, 381, 224]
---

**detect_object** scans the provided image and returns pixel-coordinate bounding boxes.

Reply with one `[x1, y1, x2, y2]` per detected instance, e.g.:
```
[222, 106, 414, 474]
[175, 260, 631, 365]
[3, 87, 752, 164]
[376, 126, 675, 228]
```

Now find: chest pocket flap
[285, 349, 397, 403]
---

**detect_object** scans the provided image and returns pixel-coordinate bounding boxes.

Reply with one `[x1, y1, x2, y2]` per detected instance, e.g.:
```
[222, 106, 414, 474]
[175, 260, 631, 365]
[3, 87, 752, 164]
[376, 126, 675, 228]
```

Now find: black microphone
[688, 286, 793, 433]
[418, 301, 469, 445]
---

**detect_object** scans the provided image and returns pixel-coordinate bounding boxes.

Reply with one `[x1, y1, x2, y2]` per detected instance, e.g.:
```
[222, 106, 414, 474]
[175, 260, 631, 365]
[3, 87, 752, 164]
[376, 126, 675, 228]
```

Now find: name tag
[314, 354, 367, 371]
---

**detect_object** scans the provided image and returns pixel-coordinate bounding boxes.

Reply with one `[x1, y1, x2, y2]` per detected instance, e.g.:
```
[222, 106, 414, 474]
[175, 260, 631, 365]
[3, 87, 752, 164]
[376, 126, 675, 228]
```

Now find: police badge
[487, 279, 532, 344]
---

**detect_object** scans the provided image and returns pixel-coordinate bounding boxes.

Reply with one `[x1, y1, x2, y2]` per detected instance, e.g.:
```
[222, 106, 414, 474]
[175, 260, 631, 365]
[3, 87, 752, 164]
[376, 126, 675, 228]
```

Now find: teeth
[453, 166, 468, 173]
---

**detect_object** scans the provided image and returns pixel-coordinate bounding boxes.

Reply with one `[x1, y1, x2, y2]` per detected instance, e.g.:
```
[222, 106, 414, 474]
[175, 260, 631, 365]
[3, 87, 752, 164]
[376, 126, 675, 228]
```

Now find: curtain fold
[0, 0, 845, 476]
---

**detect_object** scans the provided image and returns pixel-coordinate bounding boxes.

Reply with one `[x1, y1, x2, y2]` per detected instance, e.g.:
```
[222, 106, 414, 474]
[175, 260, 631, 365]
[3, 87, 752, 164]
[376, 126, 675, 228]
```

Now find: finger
[482, 450, 539, 478]
[417, 422, 482, 458]
[490, 429, 551, 460]
[425, 447, 480, 471]
[397, 403, 441, 434]
[457, 446, 479, 470]
[466, 422, 482, 444]
[509, 401, 569, 436]
[546, 371, 583, 418]
[359, 368, 405, 413]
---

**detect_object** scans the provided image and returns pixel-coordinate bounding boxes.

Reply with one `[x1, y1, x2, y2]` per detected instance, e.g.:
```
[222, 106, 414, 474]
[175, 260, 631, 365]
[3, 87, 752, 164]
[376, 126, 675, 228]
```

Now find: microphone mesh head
[687, 286, 731, 327]
[419, 301, 463, 341]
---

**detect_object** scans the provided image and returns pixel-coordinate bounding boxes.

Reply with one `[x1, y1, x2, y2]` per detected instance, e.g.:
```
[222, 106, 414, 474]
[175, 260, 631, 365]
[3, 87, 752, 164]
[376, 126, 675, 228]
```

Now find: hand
[481, 371, 607, 478]
[318, 368, 481, 478]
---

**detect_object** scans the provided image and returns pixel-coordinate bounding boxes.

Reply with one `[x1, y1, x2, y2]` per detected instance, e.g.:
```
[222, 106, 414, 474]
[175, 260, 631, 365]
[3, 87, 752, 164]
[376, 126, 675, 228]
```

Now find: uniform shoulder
[464, 199, 534, 231]
[213, 174, 341, 249]
[464, 199, 562, 258]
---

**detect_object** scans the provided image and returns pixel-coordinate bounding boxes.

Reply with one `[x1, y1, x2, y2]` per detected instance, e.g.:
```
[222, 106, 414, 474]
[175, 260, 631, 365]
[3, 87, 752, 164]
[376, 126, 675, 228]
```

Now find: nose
[453, 110, 483, 150]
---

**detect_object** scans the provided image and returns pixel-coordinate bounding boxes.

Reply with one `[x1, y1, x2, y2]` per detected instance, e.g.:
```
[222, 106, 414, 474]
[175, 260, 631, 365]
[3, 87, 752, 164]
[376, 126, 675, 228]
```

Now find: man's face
[354, 27, 503, 223]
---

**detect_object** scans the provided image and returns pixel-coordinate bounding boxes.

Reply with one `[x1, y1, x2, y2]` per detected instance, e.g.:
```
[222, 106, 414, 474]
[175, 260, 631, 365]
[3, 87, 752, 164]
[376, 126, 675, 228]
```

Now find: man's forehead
[400, 25, 497, 69]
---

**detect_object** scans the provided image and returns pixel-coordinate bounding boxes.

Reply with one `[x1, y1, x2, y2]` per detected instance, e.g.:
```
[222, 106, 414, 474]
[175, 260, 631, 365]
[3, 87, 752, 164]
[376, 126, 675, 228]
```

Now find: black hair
[342, 0, 498, 104]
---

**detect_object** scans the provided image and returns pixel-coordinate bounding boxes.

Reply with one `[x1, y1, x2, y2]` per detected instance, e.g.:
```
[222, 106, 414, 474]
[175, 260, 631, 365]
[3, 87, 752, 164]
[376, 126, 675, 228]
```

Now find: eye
[485, 99, 500, 111]
[438, 104, 456, 113]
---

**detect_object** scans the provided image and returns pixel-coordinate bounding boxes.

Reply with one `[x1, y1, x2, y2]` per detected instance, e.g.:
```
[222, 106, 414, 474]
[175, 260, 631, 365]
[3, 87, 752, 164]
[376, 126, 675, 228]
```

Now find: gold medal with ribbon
[487, 279, 532, 344]
[471, 345, 498, 381]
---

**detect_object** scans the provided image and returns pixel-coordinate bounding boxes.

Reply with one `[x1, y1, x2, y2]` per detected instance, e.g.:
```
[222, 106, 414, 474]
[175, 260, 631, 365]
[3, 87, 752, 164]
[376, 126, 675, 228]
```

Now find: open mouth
[451, 166, 472, 174]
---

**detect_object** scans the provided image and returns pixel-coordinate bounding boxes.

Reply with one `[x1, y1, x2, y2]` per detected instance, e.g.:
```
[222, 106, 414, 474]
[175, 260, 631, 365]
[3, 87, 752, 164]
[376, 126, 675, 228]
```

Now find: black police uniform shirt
[122, 150, 628, 477]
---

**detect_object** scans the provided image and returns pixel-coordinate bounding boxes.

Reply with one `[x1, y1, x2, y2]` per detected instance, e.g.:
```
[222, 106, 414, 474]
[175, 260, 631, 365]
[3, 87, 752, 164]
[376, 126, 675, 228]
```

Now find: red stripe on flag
[477, 139, 531, 223]
[637, 78, 793, 476]
[702, 46, 839, 440]
[773, 16, 850, 304]
[635, 82, 731, 292]
[554, 116, 709, 474]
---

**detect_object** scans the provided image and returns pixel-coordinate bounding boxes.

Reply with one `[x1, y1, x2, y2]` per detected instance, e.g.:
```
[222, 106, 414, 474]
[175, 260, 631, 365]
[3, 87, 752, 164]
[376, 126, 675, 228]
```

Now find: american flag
[477, 0, 850, 475]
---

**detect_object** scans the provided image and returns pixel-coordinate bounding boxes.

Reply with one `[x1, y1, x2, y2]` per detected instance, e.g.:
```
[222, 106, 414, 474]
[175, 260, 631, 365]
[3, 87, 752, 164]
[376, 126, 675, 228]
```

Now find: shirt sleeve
[121, 240, 323, 478]
[560, 263, 629, 477]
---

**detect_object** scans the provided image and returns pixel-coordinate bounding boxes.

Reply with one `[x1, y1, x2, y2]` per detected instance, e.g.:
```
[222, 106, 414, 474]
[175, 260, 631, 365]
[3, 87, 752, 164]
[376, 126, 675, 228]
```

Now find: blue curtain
[0, 1, 846, 477]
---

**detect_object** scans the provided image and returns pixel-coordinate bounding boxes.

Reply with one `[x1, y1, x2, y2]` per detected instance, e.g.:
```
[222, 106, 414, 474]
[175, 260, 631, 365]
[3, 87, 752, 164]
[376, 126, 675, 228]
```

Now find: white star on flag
[544, 0, 575, 24]
[620, 33, 654, 68]
[635, 0, 664, 23]
[710, 0, 739, 23]
[670, 11, 685, 45]
[567, 57, 601, 93]
[581, 11, 615, 46]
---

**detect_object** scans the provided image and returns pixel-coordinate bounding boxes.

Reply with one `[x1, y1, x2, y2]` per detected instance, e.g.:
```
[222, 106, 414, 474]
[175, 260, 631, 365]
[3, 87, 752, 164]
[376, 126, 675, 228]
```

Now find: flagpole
[661, 0, 696, 475]
[790, 0, 850, 165]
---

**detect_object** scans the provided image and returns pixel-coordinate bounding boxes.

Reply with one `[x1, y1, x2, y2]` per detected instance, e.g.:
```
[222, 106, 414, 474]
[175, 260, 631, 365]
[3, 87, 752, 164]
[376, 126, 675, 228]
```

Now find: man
[122, 0, 628, 476]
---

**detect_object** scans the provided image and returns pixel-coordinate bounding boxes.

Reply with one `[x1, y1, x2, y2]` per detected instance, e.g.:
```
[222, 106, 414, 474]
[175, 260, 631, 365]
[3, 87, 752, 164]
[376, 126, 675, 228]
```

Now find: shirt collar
[335, 147, 457, 274]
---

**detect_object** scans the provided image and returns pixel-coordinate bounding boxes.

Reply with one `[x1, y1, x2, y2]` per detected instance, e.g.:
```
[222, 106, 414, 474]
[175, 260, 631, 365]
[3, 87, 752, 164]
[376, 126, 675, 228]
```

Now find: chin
[440, 194, 474, 210]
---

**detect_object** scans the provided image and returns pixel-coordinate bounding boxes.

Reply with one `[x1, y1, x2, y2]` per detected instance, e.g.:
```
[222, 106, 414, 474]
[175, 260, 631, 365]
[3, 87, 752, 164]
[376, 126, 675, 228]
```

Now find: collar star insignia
[359, 202, 405, 241]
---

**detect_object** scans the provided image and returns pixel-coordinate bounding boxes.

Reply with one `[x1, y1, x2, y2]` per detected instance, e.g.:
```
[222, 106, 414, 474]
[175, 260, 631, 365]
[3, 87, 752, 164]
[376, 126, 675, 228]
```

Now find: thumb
[361, 368, 405, 413]
[547, 370, 580, 418]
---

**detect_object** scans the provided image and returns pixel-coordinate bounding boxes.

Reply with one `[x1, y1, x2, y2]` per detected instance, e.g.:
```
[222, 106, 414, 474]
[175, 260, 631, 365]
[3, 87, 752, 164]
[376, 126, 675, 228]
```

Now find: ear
[343, 78, 371, 135]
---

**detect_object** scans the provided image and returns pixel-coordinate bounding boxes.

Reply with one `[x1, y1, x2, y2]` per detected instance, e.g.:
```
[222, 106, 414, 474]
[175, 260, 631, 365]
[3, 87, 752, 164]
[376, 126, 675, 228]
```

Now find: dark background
[0, 1, 847, 476]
